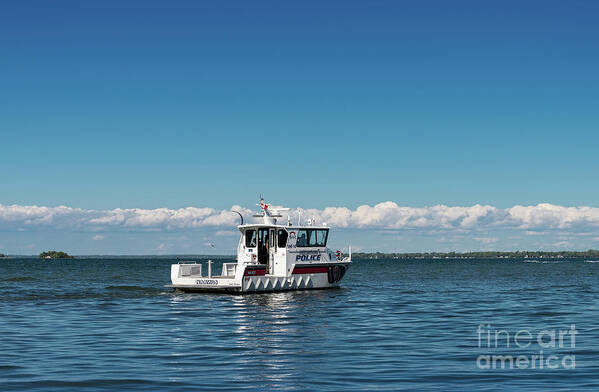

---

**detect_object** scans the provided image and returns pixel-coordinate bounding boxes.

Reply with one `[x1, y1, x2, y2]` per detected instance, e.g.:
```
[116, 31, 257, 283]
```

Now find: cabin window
[297, 230, 308, 246]
[308, 230, 318, 246]
[296, 229, 328, 247]
[258, 229, 267, 246]
[315, 229, 328, 246]
[277, 229, 288, 247]
[245, 230, 257, 247]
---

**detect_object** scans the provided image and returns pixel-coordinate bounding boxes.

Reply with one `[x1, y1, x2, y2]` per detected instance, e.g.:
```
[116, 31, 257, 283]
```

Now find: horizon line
[3, 249, 598, 258]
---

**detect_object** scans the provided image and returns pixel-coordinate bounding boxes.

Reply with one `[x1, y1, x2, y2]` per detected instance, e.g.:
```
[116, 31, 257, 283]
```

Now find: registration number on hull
[195, 279, 218, 285]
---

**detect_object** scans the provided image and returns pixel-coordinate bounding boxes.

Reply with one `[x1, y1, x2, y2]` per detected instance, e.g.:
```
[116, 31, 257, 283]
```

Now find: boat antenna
[233, 210, 244, 225]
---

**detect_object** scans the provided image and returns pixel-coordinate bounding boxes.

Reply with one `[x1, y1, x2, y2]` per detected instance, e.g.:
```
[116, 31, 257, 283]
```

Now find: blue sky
[1, 1, 599, 254]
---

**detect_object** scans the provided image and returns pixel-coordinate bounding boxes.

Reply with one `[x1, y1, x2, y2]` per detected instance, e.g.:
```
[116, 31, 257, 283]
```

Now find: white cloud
[525, 230, 546, 236]
[296, 202, 502, 230]
[298, 202, 599, 231]
[0, 203, 254, 231]
[215, 230, 238, 236]
[474, 237, 498, 244]
[1, 202, 599, 234]
[507, 203, 599, 229]
[552, 241, 571, 248]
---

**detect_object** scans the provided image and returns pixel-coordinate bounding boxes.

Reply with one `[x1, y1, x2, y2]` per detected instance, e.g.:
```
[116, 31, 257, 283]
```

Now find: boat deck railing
[180, 263, 202, 277]
[178, 260, 238, 278]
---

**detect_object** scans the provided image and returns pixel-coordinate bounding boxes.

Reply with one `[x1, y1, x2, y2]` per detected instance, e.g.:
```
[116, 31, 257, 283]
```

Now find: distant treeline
[353, 250, 599, 259]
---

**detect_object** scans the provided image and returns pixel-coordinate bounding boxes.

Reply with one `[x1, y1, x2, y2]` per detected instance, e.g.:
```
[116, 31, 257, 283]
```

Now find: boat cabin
[237, 224, 332, 276]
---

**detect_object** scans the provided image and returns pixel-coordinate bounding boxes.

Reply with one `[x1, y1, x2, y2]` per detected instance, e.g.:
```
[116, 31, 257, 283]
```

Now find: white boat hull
[168, 262, 350, 293]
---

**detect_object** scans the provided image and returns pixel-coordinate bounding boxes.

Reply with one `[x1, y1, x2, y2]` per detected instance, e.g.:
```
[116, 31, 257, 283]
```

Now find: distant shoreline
[1, 250, 598, 259]
[352, 250, 599, 259]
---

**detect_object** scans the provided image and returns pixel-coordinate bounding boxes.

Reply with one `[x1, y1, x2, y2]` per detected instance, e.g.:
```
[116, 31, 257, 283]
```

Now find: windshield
[296, 229, 328, 247]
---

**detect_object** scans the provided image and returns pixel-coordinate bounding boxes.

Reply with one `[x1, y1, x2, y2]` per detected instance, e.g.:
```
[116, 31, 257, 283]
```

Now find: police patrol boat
[168, 199, 351, 293]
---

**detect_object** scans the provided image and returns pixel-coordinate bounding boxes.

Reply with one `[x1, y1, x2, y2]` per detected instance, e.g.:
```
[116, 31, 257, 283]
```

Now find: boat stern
[169, 261, 243, 292]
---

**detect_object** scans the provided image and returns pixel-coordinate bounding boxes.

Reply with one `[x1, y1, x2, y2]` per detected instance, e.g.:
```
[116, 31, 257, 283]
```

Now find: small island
[0, 253, 5, 258]
[39, 251, 74, 259]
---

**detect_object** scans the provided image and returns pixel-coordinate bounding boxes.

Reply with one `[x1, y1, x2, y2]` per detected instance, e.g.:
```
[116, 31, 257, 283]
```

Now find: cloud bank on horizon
[2, 201, 599, 232]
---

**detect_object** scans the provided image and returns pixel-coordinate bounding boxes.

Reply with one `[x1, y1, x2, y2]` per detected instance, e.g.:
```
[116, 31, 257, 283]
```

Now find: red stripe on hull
[292, 266, 328, 274]
[244, 268, 266, 276]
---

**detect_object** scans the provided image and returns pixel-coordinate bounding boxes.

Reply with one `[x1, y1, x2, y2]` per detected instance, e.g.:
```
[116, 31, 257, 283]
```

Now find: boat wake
[522, 259, 565, 264]
[105, 285, 152, 291]
[3, 276, 36, 282]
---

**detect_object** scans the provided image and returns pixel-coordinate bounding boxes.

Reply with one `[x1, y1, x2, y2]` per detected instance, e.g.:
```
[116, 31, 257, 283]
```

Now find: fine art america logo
[476, 324, 577, 370]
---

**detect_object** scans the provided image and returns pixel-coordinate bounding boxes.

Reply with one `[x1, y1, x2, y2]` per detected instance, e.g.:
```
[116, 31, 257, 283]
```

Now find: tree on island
[39, 251, 74, 259]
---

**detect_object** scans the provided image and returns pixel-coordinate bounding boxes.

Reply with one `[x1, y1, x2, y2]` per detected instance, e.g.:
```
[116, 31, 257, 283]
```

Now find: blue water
[1, 257, 599, 391]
